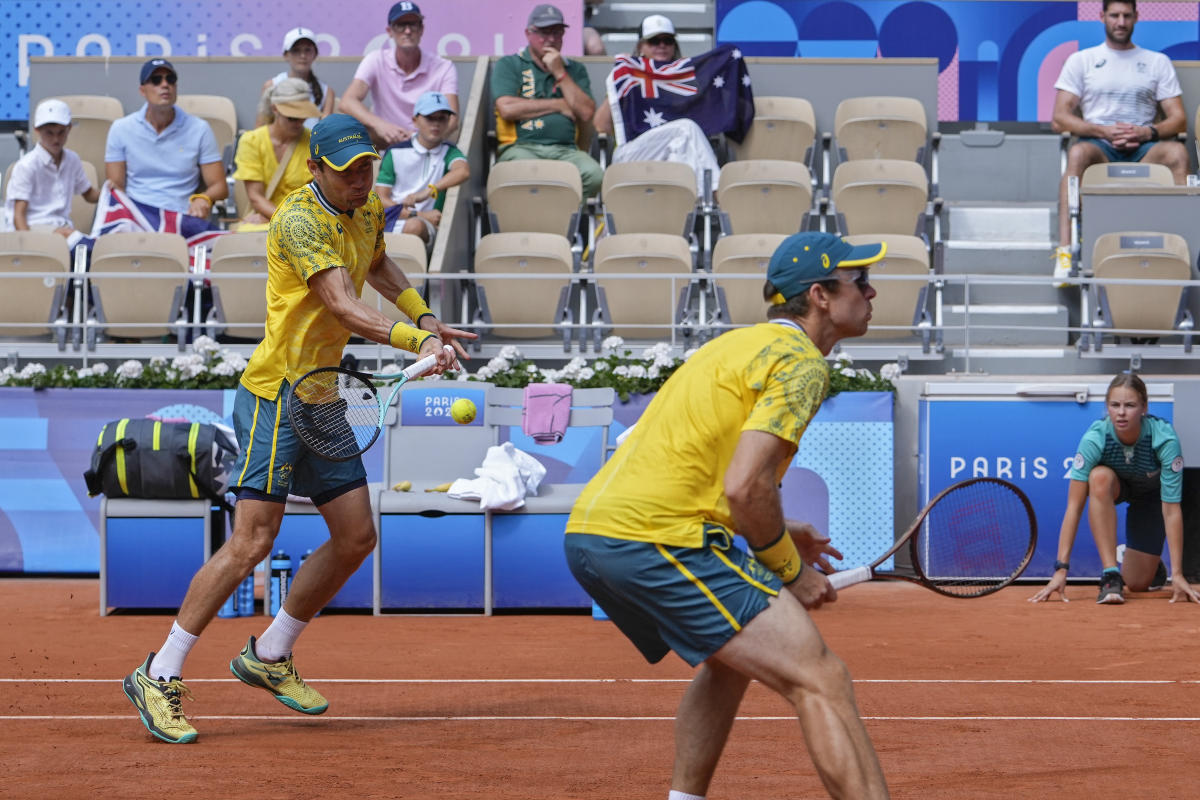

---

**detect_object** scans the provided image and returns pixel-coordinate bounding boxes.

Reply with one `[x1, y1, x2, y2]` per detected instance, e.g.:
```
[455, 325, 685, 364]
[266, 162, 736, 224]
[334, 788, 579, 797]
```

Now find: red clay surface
[4, 578, 1200, 798]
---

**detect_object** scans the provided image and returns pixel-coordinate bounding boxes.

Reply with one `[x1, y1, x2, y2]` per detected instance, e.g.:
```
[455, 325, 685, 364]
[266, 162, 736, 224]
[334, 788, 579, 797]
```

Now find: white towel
[447, 442, 547, 510]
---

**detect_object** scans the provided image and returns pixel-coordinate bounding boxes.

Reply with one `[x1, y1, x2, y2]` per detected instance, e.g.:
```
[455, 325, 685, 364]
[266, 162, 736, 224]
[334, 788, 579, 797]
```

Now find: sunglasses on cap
[646, 35, 676, 46]
[145, 73, 178, 86]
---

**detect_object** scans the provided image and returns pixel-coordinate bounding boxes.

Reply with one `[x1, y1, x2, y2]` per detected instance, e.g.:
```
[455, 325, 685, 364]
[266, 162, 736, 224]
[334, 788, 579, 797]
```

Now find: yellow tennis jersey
[240, 182, 386, 401]
[566, 322, 830, 548]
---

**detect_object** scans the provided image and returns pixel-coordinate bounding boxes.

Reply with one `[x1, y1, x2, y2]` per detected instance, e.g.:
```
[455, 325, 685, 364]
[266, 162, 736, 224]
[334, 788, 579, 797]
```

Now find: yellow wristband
[751, 528, 803, 584]
[388, 321, 435, 354]
[427, 183, 439, 199]
[189, 193, 213, 207]
[395, 287, 433, 325]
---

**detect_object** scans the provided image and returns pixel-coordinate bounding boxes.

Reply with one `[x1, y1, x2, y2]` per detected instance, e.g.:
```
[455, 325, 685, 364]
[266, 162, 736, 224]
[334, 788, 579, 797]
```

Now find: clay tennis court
[4, 578, 1199, 798]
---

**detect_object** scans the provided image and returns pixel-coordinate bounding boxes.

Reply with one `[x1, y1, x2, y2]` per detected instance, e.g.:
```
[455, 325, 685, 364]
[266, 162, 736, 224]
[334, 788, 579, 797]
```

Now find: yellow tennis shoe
[122, 652, 198, 743]
[229, 635, 328, 714]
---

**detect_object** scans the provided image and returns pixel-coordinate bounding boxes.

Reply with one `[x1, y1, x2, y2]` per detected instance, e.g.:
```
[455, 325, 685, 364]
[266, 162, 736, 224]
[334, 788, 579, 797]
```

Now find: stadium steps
[591, 0, 715, 56]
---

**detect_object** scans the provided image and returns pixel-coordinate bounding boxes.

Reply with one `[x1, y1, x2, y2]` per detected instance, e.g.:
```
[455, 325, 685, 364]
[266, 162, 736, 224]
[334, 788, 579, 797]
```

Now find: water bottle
[269, 550, 292, 616]
[218, 588, 239, 618]
[238, 572, 255, 616]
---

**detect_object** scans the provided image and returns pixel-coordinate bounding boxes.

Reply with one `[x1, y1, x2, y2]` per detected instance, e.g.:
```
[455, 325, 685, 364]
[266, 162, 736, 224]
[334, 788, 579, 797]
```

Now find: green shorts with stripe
[563, 525, 782, 666]
[231, 381, 366, 503]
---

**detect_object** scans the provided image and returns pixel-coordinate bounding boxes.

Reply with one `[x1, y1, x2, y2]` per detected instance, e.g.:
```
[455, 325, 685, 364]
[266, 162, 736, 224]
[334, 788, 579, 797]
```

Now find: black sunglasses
[647, 35, 676, 46]
[145, 73, 177, 86]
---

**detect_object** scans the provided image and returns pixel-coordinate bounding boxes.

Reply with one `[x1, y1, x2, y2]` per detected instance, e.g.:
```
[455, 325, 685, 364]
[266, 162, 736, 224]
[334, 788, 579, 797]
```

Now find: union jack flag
[91, 182, 227, 266]
[606, 44, 755, 147]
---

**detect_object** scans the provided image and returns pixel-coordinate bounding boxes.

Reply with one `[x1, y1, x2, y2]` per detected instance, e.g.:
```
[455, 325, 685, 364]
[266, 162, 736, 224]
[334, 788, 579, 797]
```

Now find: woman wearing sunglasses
[592, 15, 720, 192]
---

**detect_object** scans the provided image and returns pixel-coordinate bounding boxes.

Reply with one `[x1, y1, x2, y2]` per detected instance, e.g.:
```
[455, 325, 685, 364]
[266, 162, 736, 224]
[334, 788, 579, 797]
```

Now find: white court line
[3, 714, 1200, 722]
[0, 677, 1190, 684]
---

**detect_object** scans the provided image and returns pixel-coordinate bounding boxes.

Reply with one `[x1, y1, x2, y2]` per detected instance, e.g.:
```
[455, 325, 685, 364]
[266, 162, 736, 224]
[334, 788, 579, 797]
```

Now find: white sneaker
[1053, 246, 1072, 288]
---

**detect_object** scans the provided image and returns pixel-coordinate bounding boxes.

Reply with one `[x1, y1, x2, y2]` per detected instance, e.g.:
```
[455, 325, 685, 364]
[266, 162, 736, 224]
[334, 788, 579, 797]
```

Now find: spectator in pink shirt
[340, 1, 459, 147]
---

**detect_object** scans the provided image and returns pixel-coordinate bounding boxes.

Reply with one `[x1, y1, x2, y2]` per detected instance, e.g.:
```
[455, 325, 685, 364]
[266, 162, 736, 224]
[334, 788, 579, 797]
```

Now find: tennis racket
[287, 344, 454, 461]
[827, 477, 1037, 598]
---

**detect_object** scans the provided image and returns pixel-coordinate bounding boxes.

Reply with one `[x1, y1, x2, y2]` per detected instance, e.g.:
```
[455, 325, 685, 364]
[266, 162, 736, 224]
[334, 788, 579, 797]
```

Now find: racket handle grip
[828, 566, 872, 591]
[401, 344, 455, 380]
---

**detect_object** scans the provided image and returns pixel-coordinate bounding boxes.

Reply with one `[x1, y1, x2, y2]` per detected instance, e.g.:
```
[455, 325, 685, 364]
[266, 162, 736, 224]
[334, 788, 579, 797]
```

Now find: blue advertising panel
[399, 386, 486, 427]
[921, 394, 1173, 578]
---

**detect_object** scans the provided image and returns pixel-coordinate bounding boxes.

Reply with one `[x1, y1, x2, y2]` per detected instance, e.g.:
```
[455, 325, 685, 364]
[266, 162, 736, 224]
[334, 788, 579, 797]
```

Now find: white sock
[668, 792, 705, 800]
[255, 609, 309, 663]
[149, 621, 199, 681]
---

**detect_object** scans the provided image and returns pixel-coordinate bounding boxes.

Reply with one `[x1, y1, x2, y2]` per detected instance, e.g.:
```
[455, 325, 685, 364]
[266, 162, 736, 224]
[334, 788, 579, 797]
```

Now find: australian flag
[606, 43, 755, 147]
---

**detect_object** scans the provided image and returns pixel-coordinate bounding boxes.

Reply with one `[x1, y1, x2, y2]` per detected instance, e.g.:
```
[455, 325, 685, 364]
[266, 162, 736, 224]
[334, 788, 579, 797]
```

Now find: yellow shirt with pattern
[566, 322, 830, 548]
[240, 182, 385, 401]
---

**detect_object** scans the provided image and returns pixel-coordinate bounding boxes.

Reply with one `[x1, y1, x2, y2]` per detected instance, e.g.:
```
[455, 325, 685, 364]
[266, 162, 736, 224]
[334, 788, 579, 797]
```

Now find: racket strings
[290, 371, 382, 461]
[913, 480, 1035, 597]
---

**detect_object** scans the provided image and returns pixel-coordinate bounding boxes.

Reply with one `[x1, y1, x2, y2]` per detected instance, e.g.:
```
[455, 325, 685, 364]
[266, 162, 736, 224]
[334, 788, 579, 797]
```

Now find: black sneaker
[1097, 572, 1125, 604]
[1148, 561, 1168, 591]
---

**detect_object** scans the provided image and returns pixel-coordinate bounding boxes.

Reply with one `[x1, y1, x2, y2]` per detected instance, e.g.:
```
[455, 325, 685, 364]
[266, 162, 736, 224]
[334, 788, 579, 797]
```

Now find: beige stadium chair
[710, 233, 787, 329]
[831, 159, 929, 236]
[1080, 162, 1175, 188]
[360, 233, 430, 323]
[205, 232, 269, 340]
[601, 161, 697, 237]
[843, 234, 934, 348]
[484, 159, 582, 237]
[0, 231, 72, 346]
[87, 232, 191, 345]
[1087, 231, 1193, 351]
[716, 160, 813, 235]
[833, 96, 928, 163]
[471, 232, 575, 346]
[735, 96, 817, 167]
[176, 94, 238, 160]
[40, 95, 123, 181]
[590, 233, 694, 342]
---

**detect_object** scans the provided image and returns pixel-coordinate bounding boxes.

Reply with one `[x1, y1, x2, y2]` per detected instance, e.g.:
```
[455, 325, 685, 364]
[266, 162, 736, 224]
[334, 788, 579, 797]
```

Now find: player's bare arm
[1051, 89, 1114, 141]
[1029, 479, 1088, 602]
[495, 95, 574, 122]
[364, 254, 478, 361]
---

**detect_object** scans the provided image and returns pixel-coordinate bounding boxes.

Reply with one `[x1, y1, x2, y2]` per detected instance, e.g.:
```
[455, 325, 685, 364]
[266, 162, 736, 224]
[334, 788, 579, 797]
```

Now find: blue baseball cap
[139, 58, 176, 85]
[309, 114, 379, 171]
[388, 1, 423, 23]
[413, 91, 455, 118]
[767, 232, 887, 303]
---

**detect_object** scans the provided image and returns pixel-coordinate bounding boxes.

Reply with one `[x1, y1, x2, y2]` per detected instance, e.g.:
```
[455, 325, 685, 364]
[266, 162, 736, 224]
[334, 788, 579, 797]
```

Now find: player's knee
[1088, 467, 1118, 495]
[781, 648, 854, 708]
[1066, 144, 1101, 174]
[334, 523, 376, 562]
[228, 523, 278, 567]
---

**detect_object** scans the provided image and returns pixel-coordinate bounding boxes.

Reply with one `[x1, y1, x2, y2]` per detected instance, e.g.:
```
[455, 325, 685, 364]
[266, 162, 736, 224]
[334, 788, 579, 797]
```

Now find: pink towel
[523, 383, 573, 445]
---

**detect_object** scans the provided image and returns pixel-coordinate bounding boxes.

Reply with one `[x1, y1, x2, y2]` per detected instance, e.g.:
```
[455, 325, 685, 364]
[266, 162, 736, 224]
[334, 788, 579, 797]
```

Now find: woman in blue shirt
[1030, 373, 1199, 605]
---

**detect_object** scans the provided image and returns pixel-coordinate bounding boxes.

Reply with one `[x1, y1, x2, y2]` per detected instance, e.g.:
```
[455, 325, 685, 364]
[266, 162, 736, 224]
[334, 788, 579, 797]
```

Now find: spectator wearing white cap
[256, 27, 336, 129]
[3, 99, 100, 243]
[341, 1, 459, 147]
[234, 78, 324, 228]
[592, 14, 720, 192]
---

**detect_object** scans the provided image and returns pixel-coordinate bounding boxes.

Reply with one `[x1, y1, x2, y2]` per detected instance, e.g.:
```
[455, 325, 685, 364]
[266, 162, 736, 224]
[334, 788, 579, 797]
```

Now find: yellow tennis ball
[450, 398, 476, 425]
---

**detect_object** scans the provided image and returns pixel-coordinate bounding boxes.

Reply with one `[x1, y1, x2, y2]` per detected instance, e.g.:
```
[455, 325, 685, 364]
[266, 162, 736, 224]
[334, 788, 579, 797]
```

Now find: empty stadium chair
[470, 232, 575, 346]
[360, 232, 430, 323]
[484, 159, 582, 238]
[601, 161, 697, 237]
[205, 231, 268, 340]
[843, 233, 935, 350]
[716, 160, 814, 235]
[87, 232, 191, 345]
[38, 95, 123, 180]
[590, 233, 694, 343]
[1085, 231, 1193, 351]
[0, 231, 72, 346]
[830, 159, 930, 237]
[176, 94, 239, 214]
[710, 233, 787, 329]
[833, 96, 928, 163]
[735, 96, 818, 172]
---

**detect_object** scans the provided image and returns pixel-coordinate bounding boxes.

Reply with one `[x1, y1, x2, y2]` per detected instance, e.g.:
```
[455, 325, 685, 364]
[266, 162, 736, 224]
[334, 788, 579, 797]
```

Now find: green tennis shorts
[564, 526, 782, 666]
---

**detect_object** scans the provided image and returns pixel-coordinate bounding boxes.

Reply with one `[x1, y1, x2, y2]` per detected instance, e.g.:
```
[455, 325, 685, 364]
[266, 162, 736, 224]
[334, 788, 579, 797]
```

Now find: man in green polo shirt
[492, 3, 603, 197]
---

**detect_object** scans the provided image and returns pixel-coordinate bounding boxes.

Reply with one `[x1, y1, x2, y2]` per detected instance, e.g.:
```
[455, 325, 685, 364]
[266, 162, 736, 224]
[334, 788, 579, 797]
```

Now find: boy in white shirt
[3, 99, 100, 247]
[374, 91, 469, 247]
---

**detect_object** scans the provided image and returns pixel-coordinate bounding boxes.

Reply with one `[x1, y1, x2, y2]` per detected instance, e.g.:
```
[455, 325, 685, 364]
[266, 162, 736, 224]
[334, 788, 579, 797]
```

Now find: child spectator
[255, 27, 335, 129]
[3, 99, 100, 247]
[374, 91, 469, 247]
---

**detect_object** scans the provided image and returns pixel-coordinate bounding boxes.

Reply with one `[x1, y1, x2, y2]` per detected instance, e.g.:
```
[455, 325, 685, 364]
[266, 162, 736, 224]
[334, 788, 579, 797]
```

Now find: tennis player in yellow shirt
[566, 231, 890, 799]
[123, 114, 476, 744]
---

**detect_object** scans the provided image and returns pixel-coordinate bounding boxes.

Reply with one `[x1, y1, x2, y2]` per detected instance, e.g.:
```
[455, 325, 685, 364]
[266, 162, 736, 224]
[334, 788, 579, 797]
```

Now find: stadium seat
[843, 233, 935, 349]
[484, 159, 582, 237]
[470, 232, 575, 346]
[833, 96, 928, 163]
[710, 233, 787, 329]
[40, 95, 123, 181]
[600, 160, 697, 237]
[360, 232, 430, 323]
[176, 94, 239, 215]
[205, 231, 268, 340]
[734, 96, 818, 173]
[0, 231, 72, 346]
[87, 232, 191, 345]
[1085, 231, 1193, 351]
[716, 159, 813, 235]
[830, 159, 930, 237]
[590, 232, 694, 343]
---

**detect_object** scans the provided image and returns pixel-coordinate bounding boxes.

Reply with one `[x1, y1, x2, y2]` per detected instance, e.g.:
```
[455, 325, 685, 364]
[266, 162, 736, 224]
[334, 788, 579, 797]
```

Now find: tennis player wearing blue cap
[122, 114, 477, 744]
[565, 231, 889, 799]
